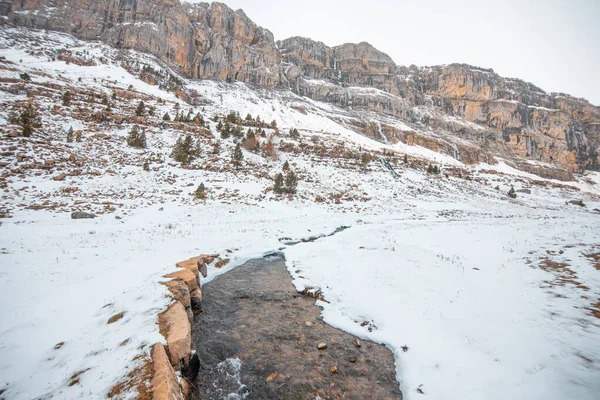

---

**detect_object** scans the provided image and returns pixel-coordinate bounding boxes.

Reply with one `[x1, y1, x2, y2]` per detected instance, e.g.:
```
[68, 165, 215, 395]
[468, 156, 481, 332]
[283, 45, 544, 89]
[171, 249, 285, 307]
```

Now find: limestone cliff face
[2, 0, 283, 87]
[3, 0, 599, 175]
[280, 35, 599, 174]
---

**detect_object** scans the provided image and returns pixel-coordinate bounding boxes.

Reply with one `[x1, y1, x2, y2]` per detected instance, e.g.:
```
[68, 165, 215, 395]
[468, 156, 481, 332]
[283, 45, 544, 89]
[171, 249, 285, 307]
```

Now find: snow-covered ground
[1, 26, 600, 400]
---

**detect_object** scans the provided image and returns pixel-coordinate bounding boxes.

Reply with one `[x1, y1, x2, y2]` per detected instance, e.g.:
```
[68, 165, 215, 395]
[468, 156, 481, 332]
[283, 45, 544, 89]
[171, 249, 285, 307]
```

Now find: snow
[285, 202, 600, 400]
[1, 26, 599, 400]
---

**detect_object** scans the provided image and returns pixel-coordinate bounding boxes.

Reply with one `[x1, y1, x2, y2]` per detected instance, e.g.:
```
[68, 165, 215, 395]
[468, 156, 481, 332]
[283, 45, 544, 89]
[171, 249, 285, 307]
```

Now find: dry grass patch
[68, 368, 91, 387]
[108, 353, 152, 399]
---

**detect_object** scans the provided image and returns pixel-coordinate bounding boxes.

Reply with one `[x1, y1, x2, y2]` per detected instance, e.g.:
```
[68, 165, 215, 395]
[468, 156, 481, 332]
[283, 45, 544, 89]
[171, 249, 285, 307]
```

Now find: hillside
[2, 0, 599, 179]
[0, 3, 599, 400]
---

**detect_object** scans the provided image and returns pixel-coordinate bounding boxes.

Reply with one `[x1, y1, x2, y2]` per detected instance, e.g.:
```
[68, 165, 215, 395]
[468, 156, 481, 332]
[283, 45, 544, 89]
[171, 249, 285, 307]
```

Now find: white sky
[190, 0, 599, 106]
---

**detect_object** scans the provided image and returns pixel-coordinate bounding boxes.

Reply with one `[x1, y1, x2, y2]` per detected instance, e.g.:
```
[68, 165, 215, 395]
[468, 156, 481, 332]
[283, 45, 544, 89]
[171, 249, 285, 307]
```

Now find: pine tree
[66, 126, 74, 143]
[194, 183, 207, 200]
[361, 153, 371, 167]
[126, 125, 147, 148]
[216, 120, 223, 132]
[221, 122, 231, 139]
[162, 112, 171, 121]
[245, 113, 253, 121]
[270, 120, 277, 129]
[62, 91, 71, 106]
[171, 134, 200, 164]
[273, 173, 284, 194]
[282, 160, 290, 172]
[508, 186, 517, 199]
[427, 164, 433, 174]
[231, 143, 243, 169]
[284, 171, 298, 194]
[11, 103, 42, 137]
[135, 100, 145, 116]
[404, 154, 408, 164]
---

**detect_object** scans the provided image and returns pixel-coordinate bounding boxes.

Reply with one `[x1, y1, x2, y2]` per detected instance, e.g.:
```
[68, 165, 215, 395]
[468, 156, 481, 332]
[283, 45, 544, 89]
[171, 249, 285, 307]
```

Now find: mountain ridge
[1, 0, 599, 177]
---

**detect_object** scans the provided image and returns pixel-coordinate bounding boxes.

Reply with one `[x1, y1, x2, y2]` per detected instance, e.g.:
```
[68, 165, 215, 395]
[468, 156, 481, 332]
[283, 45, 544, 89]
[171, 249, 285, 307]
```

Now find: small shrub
[20, 72, 31, 81]
[261, 139, 278, 159]
[508, 186, 517, 199]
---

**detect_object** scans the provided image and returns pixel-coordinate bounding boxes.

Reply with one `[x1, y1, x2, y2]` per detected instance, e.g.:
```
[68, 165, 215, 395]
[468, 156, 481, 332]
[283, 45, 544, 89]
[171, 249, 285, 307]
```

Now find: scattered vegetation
[126, 125, 147, 149]
[9, 103, 42, 137]
[171, 134, 201, 164]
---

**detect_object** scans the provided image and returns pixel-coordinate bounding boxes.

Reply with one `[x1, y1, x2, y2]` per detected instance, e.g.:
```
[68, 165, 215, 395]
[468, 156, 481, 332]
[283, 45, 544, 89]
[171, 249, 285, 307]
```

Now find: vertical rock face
[2, 0, 599, 174]
[2, 0, 283, 86]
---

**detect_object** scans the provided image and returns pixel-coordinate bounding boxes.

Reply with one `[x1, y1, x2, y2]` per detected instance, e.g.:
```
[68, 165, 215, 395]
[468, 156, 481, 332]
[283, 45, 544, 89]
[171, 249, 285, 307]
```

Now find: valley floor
[1, 188, 599, 400]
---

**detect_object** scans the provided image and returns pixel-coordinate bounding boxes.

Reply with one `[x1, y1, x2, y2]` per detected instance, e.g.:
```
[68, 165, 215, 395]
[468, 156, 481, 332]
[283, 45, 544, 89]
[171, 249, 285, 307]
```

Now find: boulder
[158, 301, 191, 369]
[71, 211, 96, 219]
[190, 288, 202, 315]
[162, 279, 191, 309]
[150, 343, 184, 400]
[165, 268, 198, 292]
[176, 257, 200, 275]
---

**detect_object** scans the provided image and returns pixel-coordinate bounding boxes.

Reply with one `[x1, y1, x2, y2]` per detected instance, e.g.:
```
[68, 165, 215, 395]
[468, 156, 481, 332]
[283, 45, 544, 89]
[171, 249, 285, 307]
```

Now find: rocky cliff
[1, 0, 283, 86]
[2, 0, 599, 176]
[280, 37, 600, 175]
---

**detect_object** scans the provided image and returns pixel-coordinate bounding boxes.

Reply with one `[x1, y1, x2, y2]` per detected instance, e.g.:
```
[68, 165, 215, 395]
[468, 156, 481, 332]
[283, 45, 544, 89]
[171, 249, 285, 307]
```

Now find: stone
[317, 342, 327, 350]
[165, 268, 198, 292]
[52, 173, 66, 181]
[150, 343, 184, 400]
[176, 257, 200, 275]
[516, 188, 532, 194]
[190, 288, 202, 315]
[162, 279, 191, 309]
[158, 301, 191, 369]
[329, 366, 338, 374]
[71, 211, 96, 219]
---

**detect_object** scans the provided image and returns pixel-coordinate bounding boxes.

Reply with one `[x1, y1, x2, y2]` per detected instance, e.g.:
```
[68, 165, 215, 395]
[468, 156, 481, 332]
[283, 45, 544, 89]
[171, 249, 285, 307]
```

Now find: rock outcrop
[280, 37, 599, 176]
[3, 0, 599, 177]
[2, 0, 283, 86]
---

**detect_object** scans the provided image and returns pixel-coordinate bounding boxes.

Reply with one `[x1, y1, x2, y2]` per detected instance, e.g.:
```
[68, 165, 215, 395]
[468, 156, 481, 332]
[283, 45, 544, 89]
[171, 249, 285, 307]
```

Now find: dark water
[191, 253, 402, 400]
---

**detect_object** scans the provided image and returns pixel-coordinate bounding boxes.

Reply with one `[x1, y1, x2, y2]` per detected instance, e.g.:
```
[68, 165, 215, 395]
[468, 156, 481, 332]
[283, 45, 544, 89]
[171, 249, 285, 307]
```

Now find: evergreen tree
[284, 171, 298, 194]
[404, 154, 408, 164]
[361, 153, 371, 167]
[221, 122, 231, 139]
[162, 112, 171, 121]
[270, 120, 277, 129]
[245, 113, 253, 121]
[62, 91, 71, 106]
[508, 186, 517, 199]
[231, 143, 243, 169]
[216, 120, 224, 132]
[11, 103, 42, 137]
[427, 164, 433, 174]
[282, 160, 290, 172]
[171, 134, 200, 164]
[273, 173, 284, 194]
[126, 125, 147, 148]
[289, 128, 300, 138]
[194, 183, 207, 200]
[66, 126, 74, 143]
[135, 100, 145, 116]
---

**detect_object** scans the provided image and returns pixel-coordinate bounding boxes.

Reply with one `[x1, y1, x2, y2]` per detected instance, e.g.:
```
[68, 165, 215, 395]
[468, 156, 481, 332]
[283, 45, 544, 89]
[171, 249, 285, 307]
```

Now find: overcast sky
[191, 0, 599, 105]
